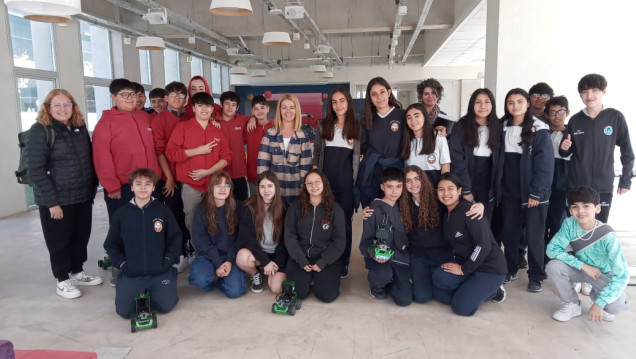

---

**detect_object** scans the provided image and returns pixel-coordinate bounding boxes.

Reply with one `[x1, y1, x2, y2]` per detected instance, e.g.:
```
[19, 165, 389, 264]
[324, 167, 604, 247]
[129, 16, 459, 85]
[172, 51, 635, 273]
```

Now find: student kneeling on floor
[360, 167, 412, 306]
[104, 168, 182, 318]
[546, 186, 630, 322]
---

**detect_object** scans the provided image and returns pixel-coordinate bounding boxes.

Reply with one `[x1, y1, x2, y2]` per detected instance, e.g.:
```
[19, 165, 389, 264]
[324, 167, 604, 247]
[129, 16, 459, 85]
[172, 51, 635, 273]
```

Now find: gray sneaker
[69, 271, 103, 286]
[553, 301, 582, 322]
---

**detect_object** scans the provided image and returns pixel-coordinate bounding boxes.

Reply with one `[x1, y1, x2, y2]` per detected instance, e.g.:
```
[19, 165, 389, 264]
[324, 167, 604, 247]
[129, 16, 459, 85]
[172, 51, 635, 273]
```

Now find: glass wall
[8, 9, 56, 71]
[80, 22, 112, 79]
[139, 50, 151, 85]
[84, 85, 111, 131]
[190, 56, 203, 77]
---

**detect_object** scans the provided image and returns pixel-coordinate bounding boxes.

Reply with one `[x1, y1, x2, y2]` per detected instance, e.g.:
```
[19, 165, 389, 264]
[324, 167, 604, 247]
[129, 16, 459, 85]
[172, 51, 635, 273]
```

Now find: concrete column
[150, 50, 165, 87]
[179, 53, 190, 84]
[55, 21, 86, 115]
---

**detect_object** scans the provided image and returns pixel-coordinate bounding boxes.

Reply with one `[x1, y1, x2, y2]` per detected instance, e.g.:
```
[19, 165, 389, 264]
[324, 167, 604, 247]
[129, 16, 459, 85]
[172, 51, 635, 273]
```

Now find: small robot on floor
[272, 280, 302, 316]
[130, 290, 158, 333]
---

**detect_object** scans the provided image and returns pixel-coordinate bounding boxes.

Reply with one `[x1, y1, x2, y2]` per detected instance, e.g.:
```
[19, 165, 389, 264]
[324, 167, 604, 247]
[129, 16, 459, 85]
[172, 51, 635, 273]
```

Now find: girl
[189, 172, 247, 298]
[284, 170, 345, 303]
[183, 75, 221, 120]
[358, 77, 405, 207]
[449, 88, 503, 221]
[499, 88, 554, 293]
[313, 87, 361, 278]
[25, 89, 101, 299]
[236, 171, 288, 294]
[258, 94, 313, 204]
[401, 103, 451, 185]
[432, 172, 507, 316]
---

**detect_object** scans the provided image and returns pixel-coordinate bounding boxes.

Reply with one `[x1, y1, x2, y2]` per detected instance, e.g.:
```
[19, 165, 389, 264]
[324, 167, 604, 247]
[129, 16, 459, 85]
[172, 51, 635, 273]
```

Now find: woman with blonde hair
[257, 94, 312, 204]
[25, 89, 101, 299]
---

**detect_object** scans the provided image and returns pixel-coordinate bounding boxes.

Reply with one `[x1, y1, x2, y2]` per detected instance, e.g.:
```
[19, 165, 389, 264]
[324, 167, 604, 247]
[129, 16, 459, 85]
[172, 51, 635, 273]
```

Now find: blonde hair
[36, 89, 85, 127]
[274, 94, 302, 130]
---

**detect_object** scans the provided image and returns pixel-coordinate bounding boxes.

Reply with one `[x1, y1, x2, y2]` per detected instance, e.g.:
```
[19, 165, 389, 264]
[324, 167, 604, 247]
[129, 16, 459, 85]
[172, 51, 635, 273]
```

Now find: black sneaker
[250, 272, 264, 293]
[527, 279, 543, 292]
[503, 272, 519, 284]
[492, 285, 506, 303]
[340, 265, 349, 279]
[369, 286, 385, 300]
[518, 255, 528, 269]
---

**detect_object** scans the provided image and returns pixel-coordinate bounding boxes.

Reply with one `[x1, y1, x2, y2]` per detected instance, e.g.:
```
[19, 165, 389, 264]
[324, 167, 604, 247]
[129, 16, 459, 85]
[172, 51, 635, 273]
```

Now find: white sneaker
[176, 255, 190, 273]
[573, 282, 582, 293]
[70, 271, 103, 286]
[57, 279, 82, 299]
[553, 301, 582, 322]
[602, 310, 615, 322]
[581, 282, 593, 296]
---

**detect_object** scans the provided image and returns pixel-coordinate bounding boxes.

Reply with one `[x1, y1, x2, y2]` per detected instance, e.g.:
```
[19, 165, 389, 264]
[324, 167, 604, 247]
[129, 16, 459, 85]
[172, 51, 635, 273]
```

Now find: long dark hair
[202, 172, 238, 235]
[299, 169, 334, 220]
[503, 88, 534, 145]
[242, 171, 284, 243]
[363, 77, 402, 130]
[459, 88, 501, 149]
[400, 103, 435, 160]
[321, 87, 360, 141]
[400, 165, 439, 232]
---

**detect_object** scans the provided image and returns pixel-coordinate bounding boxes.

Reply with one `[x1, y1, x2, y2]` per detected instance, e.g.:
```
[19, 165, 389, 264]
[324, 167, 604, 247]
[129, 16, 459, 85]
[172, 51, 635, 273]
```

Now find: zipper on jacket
[307, 206, 316, 258]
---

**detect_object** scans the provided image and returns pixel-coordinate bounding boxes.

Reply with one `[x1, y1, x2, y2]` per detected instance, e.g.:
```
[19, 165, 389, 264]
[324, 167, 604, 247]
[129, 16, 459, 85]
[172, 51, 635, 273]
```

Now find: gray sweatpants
[546, 259, 630, 314]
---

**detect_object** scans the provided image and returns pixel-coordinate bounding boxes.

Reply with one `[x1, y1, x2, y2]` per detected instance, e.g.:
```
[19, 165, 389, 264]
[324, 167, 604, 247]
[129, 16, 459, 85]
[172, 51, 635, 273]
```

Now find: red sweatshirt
[92, 107, 162, 193]
[215, 113, 250, 179]
[151, 109, 186, 179]
[244, 120, 273, 182]
[165, 119, 232, 192]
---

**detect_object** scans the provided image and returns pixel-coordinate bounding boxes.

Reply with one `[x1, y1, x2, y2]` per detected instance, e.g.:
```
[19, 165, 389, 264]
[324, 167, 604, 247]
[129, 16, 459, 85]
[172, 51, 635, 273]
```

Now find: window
[190, 56, 203, 77]
[8, 9, 56, 71]
[85, 85, 111, 131]
[164, 49, 180, 84]
[211, 63, 222, 95]
[16, 77, 55, 132]
[221, 65, 230, 92]
[80, 22, 112, 79]
[139, 50, 151, 85]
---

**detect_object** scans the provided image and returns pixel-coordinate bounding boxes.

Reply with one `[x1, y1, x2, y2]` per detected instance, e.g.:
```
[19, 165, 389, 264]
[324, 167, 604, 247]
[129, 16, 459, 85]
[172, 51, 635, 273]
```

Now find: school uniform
[216, 113, 251, 201]
[237, 204, 288, 271]
[405, 135, 451, 186]
[545, 127, 570, 243]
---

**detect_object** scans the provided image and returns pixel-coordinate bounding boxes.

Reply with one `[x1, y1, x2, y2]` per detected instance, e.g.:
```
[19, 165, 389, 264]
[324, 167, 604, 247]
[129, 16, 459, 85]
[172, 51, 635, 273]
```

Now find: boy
[545, 96, 571, 243]
[245, 95, 272, 195]
[151, 81, 191, 271]
[560, 74, 634, 223]
[165, 92, 232, 236]
[528, 82, 554, 122]
[103, 168, 181, 319]
[132, 82, 153, 114]
[149, 88, 167, 114]
[359, 167, 411, 306]
[214, 91, 252, 200]
[93, 78, 162, 220]
[546, 186, 630, 322]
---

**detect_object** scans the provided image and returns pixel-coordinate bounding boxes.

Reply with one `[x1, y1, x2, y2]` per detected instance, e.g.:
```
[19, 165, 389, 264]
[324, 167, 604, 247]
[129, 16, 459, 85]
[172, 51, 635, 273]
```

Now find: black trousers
[333, 189, 354, 267]
[500, 197, 548, 281]
[39, 201, 93, 281]
[286, 257, 342, 303]
[156, 181, 190, 255]
[545, 195, 567, 243]
[597, 192, 613, 223]
[364, 257, 412, 306]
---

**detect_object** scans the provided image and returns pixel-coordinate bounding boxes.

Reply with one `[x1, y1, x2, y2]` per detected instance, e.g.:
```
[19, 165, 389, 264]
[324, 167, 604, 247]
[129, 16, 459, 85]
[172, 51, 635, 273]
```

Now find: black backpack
[15, 124, 56, 185]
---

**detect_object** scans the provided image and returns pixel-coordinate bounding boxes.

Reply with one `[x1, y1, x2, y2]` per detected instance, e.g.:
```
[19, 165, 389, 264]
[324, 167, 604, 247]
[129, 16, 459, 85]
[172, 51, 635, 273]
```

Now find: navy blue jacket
[407, 200, 453, 261]
[104, 199, 182, 277]
[192, 202, 241, 267]
[503, 118, 554, 203]
[449, 118, 504, 203]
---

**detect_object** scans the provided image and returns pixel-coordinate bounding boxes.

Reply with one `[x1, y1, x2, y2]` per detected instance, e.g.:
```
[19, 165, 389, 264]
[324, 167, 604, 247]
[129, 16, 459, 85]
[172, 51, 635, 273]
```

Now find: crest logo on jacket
[604, 126, 613, 135]
[322, 219, 330, 230]
[347, 138, 354, 147]
[427, 154, 436, 164]
[390, 120, 400, 132]
[153, 219, 164, 233]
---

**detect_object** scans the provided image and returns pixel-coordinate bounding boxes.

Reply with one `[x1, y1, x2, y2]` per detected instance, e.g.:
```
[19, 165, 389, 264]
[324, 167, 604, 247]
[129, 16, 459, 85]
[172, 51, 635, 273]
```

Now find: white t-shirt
[504, 125, 523, 154]
[406, 135, 451, 170]
[283, 137, 291, 151]
[473, 125, 493, 157]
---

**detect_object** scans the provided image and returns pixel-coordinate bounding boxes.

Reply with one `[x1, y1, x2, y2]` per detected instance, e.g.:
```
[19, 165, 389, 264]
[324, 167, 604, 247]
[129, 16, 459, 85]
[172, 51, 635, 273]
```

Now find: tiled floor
[1, 188, 635, 359]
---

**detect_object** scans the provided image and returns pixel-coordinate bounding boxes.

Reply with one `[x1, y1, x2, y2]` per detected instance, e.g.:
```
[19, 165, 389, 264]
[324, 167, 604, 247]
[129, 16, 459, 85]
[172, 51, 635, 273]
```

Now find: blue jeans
[432, 267, 505, 316]
[188, 257, 247, 298]
[410, 253, 453, 304]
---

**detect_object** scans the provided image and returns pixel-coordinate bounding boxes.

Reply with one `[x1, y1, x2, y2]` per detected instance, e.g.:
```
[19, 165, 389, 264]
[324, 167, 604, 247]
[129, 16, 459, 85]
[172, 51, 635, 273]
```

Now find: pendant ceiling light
[210, 0, 252, 16]
[230, 66, 248, 75]
[321, 71, 334, 78]
[309, 64, 327, 73]
[251, 69, 267, 77]
[4, 0, 81, 19]
[23, 12, 71, 23]
[262, 32, 291, 46]
[135, 36, 166, 51]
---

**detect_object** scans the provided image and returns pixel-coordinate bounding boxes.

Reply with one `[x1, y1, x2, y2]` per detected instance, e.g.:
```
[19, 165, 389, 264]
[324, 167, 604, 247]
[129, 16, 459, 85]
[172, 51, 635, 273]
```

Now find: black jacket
[449, 118, 504, 203]
[238, 204, 288, 268]
[442, 200, 506, 275]
[25, 121, 97, 207]
[284, 200, 345, 270]
[559, 108, 634, 193]
[103, 199, 182, 277]
[359, 199, 409, 266]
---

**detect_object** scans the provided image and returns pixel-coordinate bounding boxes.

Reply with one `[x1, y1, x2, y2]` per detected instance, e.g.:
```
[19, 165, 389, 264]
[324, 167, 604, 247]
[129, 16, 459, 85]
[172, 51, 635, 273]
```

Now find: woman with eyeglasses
[257, 94, 313, 205]
[25, 89, 101, 299]
[448, 88, 503, 222]
[284, 169, 345, 303]
[189, 172, 247, 298]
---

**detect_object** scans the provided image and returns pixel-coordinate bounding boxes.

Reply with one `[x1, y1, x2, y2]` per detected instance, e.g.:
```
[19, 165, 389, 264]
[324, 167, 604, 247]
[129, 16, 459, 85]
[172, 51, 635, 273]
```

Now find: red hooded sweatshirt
[92, 107, 162, 193]
[183, 75, 222, 121]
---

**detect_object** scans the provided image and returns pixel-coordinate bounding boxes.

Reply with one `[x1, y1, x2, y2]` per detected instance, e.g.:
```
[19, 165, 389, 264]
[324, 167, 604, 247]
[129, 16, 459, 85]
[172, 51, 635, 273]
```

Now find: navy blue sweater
[407, 200, 452, 261]
[104, 199, 182, 277]
[192, 202, 241, 267]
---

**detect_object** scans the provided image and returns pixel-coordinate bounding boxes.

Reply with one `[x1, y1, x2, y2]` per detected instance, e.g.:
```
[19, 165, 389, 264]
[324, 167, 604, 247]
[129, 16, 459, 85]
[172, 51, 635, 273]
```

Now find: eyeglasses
[168, 92, 187, 99]
[531, 94, 550, 100]
[118, 92, 138, 99]
[214, 184, 231, 189]
[548, 109, 567, 116]
[50, 103, 72, 110]
[305, 180, 322, 187]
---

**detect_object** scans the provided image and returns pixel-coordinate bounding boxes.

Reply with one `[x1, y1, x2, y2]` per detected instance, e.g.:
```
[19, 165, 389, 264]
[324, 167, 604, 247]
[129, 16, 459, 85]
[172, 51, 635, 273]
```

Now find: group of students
[25, 72, 631, 322]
